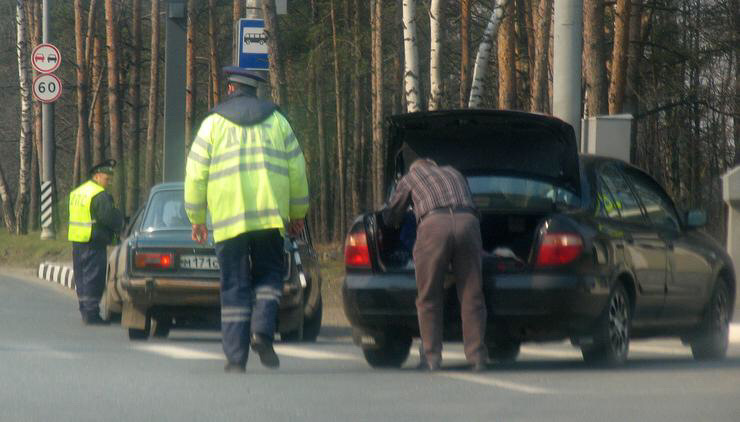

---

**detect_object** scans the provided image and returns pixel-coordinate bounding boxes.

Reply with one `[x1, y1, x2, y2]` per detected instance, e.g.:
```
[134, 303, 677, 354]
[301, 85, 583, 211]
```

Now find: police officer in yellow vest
[185, 66, 309, 373]
[68, 159, 124, 325]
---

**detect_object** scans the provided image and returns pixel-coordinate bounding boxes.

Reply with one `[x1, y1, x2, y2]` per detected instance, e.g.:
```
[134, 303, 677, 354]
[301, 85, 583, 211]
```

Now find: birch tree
[0, 163, 16, 232]
[145, 0, 160, 194]
[429, 0, 442, 110]
[402, 0, 420, 112]
[468, 0, 508, 108]
[15, 0, 32, 234]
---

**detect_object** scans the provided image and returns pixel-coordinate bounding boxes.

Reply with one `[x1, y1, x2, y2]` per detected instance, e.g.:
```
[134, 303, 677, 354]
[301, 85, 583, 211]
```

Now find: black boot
[250, 333, 279, 369]
[82, 313, 110, 326]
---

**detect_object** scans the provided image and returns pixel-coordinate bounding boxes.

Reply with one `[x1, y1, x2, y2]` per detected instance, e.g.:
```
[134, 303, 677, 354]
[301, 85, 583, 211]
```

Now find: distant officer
[185, 66, 309, 373]
[383, 158, 488, 372]
[68, 159, 124, 325]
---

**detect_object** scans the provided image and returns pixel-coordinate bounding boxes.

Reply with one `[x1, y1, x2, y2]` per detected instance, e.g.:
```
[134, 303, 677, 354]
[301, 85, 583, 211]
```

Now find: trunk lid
[387, 110, 581, 195]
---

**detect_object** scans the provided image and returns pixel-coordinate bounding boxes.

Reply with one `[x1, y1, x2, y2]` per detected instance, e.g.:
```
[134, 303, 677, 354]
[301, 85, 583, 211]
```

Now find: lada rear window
[142, 190, 212, 231]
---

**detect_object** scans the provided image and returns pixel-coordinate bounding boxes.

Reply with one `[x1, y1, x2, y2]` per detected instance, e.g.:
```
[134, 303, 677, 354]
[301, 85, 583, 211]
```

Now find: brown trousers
[413, 210, 488, 366]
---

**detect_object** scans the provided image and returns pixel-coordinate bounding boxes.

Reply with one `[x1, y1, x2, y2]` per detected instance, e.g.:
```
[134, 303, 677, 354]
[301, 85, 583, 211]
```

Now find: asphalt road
[2, 270, 740, 422]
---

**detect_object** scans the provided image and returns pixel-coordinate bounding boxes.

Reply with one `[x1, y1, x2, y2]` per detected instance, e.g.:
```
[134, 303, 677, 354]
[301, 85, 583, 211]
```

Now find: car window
[142, 190, 212, 231]
[467, 175, 579, 210]
[623, 168, 681, 232]
[595, 176, 622, 219]
[599, 164, 646, 225]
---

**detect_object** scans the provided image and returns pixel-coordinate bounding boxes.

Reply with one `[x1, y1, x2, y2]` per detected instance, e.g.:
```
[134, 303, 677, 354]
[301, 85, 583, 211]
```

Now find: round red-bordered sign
[32, 73, 63, 103]
[31, 43, 61, 74]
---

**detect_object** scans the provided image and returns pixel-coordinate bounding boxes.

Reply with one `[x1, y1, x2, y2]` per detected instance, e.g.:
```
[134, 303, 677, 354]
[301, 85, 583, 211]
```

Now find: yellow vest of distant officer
[68, 180, 105, 242]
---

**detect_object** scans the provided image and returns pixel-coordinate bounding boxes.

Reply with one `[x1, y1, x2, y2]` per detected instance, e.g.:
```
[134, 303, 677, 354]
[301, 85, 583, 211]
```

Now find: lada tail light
[535, 233, 583, 267]
[135, 252, 174, 269]
[345, 230, 371, 269]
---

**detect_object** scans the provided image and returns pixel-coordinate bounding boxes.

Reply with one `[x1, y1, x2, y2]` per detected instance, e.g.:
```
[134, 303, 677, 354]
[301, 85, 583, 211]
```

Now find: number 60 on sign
[32, 73, 63, 103]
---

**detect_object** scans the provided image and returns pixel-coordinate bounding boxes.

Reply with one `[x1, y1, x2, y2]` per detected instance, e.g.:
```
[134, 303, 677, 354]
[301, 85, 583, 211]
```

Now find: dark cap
[223, 66, 266, 88]
[89, 159, 116, 176]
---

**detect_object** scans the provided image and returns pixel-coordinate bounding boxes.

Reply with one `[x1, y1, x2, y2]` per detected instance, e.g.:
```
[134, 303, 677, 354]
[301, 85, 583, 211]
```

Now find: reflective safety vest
[184, 110, 310, 243]
[68, 180, 105, 242]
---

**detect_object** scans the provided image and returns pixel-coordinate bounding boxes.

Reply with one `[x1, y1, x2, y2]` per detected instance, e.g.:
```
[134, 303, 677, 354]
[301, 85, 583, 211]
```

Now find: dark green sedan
[102, 182, 323, 342]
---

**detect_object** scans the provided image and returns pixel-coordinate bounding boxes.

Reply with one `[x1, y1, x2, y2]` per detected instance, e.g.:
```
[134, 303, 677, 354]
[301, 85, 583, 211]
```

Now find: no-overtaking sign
[31, 43, 61, 74]
[33, 73, 63, 103]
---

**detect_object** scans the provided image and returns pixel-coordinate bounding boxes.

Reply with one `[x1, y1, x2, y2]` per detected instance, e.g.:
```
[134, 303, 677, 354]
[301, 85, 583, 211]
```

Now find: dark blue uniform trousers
[215, 229, 284, 365]
[72, 242, 108, 319]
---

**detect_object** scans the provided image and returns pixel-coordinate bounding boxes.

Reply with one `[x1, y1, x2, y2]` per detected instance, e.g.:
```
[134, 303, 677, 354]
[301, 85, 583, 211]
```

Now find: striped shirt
[383, 160, 476, 226]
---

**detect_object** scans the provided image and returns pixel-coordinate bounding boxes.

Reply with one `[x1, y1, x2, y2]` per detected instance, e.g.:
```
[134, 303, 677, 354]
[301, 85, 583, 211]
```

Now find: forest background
[0, 0, 737, 246]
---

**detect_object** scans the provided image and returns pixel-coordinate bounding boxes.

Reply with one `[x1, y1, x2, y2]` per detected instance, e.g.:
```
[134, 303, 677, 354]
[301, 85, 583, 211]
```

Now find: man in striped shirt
[383, 158, 488, 372]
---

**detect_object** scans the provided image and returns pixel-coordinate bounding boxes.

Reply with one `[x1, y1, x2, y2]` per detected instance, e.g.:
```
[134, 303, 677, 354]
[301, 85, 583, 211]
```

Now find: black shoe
[251, 333, 280, 369]
[82, 314, 110, 326]
[224, 362, 246, 373]
[471, 361, 487, 373]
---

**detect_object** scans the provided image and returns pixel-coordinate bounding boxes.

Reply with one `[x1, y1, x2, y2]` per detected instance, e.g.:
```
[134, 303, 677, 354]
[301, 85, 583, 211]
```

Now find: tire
[487, 338, 521, 363]
[302, 298, 323, 343]
[690, 280, 730, 361]
[152, 316, 172, 339]
[362, 334, 412, 368]
[128, 314, 152, 341]
[581, 283, 631, 366]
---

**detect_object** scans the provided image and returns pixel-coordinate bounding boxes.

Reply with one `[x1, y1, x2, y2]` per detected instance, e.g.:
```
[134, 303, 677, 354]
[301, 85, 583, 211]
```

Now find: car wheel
[690, 280, 730, 361]
[302, 298, 323, 343]
[582, 283, 631, 366]
[487, 338, 521, 363]
[152, 316, 172, 339]
[362, 334, 412, 368]
[128, 315, 152, 341]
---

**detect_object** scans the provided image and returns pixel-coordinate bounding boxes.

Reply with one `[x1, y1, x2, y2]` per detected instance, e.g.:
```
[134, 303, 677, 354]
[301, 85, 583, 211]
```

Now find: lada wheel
[302, 298, 323, 342]
[582, 283, 631, 366]
[691, 280, 730, 361]
[362, 334, 412, 368]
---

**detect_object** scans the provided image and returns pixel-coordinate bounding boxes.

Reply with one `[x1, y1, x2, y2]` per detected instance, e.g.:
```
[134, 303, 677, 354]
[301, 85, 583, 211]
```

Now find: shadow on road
[487, 356, 740, 373]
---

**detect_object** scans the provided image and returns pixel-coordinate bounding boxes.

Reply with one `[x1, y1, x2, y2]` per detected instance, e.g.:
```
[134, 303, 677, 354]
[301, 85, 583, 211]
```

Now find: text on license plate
[180, 255, 220, 270]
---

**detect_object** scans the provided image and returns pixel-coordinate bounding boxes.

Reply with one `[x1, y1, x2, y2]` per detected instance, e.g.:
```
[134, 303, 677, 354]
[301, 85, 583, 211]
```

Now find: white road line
[132, 344, 222, 360]
[440, 372, 555, 395]
[273, 345, 359, 361]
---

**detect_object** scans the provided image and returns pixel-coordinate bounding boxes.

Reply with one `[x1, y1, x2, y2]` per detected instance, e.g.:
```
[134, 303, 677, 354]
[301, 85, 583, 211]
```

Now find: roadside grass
[0, 229, 72, 269]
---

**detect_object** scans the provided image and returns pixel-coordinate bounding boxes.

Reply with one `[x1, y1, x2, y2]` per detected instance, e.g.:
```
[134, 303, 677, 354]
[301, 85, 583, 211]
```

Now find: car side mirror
[685, 209, 706, 229]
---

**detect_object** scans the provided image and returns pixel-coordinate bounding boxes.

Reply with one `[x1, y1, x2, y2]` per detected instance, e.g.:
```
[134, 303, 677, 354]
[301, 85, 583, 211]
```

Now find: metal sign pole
[40, 0, 56, 239]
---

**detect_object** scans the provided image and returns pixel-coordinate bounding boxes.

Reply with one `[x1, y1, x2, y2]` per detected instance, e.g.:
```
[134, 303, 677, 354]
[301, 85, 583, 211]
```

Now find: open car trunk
[374, 210, 550, 274]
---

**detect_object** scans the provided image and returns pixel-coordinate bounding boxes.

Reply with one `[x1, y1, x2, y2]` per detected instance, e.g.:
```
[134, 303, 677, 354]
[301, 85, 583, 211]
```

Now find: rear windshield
[141, 190, 211, 231]
[468, 175, 579, 210]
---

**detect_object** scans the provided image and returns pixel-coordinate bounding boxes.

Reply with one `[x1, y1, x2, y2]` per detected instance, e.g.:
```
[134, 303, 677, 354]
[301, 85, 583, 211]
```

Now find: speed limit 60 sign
[33, 73, 63, 103]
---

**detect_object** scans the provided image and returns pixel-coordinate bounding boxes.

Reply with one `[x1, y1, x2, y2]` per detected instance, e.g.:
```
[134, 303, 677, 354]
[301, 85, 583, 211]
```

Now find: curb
[38, 262, 75, 290]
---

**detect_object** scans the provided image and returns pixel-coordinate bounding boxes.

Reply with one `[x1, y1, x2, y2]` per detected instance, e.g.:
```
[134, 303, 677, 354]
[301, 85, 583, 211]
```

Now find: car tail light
[535, 233, 583, 267]
[345, 230, 371, 269]
[135, 252, 174, 269]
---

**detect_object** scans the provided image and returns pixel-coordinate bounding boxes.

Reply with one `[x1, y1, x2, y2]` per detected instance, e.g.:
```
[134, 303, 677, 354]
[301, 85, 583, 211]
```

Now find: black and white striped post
[40, 181, 54, 236]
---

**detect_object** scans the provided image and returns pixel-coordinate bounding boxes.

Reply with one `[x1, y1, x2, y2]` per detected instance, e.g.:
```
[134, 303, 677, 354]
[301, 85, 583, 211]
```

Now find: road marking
[440, 372, 555, 395]
[273, 345, 359, 361]
[132, 344, 222, 360]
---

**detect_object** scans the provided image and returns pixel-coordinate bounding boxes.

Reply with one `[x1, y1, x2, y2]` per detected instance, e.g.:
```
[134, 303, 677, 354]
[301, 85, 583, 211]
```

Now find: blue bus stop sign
[238, 19, 269, 70]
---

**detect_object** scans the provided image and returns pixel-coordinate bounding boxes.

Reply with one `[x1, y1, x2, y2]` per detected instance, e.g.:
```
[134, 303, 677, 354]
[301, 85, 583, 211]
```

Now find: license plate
[180, 255, 220, 270]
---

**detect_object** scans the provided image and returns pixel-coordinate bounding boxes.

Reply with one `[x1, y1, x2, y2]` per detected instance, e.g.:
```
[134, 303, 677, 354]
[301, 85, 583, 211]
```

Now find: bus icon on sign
[244, 33, 267, 45]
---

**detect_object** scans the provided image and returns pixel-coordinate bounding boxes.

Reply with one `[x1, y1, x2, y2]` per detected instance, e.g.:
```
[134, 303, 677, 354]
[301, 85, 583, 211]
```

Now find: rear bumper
[342, 271, 610, 342]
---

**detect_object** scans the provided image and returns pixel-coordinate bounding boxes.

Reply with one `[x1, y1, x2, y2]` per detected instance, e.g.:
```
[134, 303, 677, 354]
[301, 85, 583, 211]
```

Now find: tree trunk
[104, 0, 124, 206]
[0, 163, 16, 233]
[733, 0, 739, 165]
[185, 0, 195, 152]
[371, 0, 384, 206]
[460, 0, 470, 108]
[624, 0, 643, 115]
[29, 141, 39, 230]
[262, 0, 285, 105]
[126, 0, 142, 215]
[608, 0, 631, 114]
[429, 0, 442, 110]
[330, 0, 346, 235]
[497, 0, 516, 109]
[208, 0, 220, 107]
[350, 0, 363, 216]
[402, 0, 421, 112]
[530, 0, 552, 112]
[469, 0, 508, 108]
[145, 0, 160, 194]
[27, 0, 42, 178]
[311, 0, 328, 241]
[15, 0, 32, 235]
[583, 0, 608, 116]
[91, 33, 104, 166]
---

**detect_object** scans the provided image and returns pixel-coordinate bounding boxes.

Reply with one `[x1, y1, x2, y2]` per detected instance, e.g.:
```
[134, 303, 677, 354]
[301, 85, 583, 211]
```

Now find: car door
[598, 163, 668, 323]
[623, 167, 712, 323]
